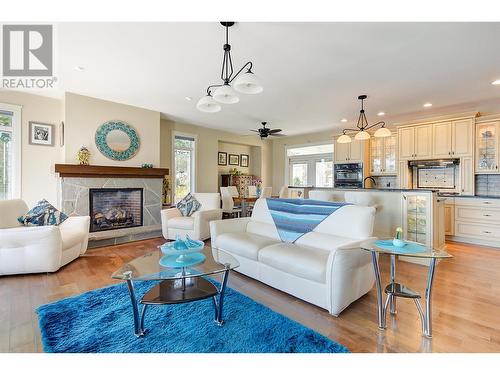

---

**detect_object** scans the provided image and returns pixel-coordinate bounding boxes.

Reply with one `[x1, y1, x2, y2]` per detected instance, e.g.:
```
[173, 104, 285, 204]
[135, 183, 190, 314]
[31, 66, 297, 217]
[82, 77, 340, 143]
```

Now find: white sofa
[161, 193, 223, 241]
[0, 199, 90, 275]
[210, 198, 376, 316]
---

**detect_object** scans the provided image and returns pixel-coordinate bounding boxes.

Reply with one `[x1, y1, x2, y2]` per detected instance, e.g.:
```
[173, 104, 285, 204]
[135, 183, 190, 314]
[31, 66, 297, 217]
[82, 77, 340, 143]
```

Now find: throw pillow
[17, 199, 69, 226]
[176, 193, 201, 217]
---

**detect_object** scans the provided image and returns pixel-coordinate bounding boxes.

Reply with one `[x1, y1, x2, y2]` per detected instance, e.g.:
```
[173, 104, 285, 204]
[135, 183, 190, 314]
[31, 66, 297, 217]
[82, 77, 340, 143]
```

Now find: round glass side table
[361, 239, 452, 338]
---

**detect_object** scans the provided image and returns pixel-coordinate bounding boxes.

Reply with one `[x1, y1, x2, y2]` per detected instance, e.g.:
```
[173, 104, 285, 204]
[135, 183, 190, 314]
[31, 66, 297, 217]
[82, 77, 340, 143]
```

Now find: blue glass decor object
[159, 252, 206, 268]
[95, 120, 140, 161]
[393, 226, 406, 247]
[173, 234, 189, 250]
[375, 239, 426, 254]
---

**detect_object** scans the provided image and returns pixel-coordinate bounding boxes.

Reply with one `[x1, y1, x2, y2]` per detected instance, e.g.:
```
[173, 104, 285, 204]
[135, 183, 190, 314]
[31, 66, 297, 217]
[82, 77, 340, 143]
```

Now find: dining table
[233, 196, 258, 217]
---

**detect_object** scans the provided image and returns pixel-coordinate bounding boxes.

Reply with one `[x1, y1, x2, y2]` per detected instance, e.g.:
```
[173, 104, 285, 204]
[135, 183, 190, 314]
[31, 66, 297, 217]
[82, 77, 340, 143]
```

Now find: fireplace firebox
[89, 188, 143, 232]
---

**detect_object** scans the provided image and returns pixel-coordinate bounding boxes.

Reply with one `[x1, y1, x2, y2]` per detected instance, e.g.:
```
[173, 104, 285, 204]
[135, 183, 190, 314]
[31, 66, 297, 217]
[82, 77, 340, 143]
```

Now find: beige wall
[64, 92, 161, 167]
[160, 119, 273, 194]
[0, 90, 64, 206]
[271, 130, 335, 194]
[218, 142, 252, 175]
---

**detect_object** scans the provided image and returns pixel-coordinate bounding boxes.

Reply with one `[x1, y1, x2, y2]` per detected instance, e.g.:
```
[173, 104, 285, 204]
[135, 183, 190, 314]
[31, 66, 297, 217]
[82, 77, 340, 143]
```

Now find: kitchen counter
[438, 193, 500, 199]
[288, 186, 438, 193]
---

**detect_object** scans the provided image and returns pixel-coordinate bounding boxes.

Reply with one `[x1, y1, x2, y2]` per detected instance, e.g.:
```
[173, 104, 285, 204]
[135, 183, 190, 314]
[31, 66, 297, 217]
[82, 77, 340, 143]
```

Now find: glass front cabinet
[476, 121, 499, 173]
[401, 191, 445, 266]
[369, 133, 397, 175]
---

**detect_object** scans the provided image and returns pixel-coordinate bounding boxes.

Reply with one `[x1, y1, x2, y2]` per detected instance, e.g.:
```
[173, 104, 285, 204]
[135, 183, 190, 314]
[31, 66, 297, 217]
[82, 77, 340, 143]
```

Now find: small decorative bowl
[392, 238, 406, 248]
[159, 240, 204, 255]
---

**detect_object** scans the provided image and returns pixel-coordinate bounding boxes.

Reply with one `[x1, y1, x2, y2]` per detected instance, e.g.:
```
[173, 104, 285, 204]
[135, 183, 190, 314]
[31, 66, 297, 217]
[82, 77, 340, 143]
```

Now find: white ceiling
[42, 22, 500, 135]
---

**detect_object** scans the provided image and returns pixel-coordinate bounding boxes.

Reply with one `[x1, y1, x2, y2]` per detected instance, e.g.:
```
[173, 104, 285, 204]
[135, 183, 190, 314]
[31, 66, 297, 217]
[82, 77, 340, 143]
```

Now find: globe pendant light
[213, 83, 240, 104]
[337, 95, 390, 143]
[196, 22, 263, 113]
[196, 94, 222, 113]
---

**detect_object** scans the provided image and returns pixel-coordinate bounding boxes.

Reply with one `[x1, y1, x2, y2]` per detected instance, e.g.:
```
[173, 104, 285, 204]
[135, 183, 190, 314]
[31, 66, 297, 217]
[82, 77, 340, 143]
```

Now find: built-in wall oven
[409, 159, 460, 193]
[334, 163, 363, 188]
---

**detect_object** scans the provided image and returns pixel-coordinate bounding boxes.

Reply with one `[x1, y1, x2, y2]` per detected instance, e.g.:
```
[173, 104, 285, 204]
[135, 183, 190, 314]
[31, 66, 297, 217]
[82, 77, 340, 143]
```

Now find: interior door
[432, 122, 452, 158]
[452, 119, 473, 157]
[415, 124, 433, 159]
[398, 127, 415, 160]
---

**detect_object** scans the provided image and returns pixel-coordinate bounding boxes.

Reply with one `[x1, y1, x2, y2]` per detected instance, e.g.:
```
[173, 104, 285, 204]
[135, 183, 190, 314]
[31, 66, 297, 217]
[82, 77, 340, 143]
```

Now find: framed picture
[240, 154, 249, 167]
[229, 154, 239, 166]
[29, 121, 54, 146]
[218, 151, 227, 166]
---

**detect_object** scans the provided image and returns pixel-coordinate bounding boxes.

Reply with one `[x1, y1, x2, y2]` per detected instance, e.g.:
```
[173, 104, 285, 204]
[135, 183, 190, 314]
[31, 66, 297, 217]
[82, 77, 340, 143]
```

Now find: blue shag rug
[36, 280, 349, 353]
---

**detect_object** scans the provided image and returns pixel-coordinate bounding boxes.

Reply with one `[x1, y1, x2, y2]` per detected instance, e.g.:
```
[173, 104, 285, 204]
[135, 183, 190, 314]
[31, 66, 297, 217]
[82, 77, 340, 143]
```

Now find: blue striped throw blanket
[266, 198, 351, 243]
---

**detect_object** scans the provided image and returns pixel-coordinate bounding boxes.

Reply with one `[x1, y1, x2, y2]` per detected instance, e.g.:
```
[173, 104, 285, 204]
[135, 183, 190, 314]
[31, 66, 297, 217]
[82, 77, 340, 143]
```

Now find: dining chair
[220, 187, 242, 218]
[247, 185, 258, 198]
[260, 187, 273, 198]
[278, 186, 289, 199]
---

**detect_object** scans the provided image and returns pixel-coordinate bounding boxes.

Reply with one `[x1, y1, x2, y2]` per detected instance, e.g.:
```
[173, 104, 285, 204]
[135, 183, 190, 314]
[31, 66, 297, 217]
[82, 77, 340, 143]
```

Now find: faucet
[363, 176, 376, 188]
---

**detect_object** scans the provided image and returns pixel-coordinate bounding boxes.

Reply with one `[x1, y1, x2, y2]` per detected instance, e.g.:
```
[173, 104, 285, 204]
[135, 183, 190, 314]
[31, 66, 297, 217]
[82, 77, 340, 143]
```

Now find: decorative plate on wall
[95, 120, 140, 161]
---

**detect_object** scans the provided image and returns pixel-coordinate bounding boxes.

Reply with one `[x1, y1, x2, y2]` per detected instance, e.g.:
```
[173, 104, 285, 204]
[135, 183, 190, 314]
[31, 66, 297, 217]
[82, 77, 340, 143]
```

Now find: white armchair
[161, 193, 222, 241]
[0, 199, 90, 275]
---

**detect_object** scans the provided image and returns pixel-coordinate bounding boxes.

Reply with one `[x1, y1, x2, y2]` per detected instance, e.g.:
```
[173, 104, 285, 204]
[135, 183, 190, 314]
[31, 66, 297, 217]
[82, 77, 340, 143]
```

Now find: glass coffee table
[361, 239, 452, 338]
[112, 246, 239, 337]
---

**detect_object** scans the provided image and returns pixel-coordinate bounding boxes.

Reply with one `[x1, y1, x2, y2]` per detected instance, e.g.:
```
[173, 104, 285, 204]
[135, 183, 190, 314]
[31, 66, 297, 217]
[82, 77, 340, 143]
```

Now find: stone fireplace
[89, 188, 143, 232]
[55, 164, 169, 248]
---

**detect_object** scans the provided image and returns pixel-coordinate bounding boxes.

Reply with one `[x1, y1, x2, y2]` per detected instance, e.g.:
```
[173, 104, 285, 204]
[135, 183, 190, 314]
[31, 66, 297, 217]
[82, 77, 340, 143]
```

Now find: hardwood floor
[1, 238, 500, 353]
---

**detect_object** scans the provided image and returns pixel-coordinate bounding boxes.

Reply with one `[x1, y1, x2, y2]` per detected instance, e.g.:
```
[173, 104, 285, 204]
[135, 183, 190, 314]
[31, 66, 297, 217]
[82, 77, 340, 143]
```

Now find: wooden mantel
[55, 164, 169, 178]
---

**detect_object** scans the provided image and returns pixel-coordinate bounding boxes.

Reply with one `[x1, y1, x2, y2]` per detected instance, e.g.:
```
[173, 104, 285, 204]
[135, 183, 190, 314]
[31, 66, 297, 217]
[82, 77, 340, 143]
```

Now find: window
[173, 134, 196, 203]
[0, 104, 21, 200]
[287, 143, 333, 187]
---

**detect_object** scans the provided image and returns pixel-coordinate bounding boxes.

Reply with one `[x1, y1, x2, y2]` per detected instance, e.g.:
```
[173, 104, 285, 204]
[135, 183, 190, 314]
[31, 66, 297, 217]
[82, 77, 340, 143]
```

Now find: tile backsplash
[475, 174, 500, 197]
[373, 176, 398, 188]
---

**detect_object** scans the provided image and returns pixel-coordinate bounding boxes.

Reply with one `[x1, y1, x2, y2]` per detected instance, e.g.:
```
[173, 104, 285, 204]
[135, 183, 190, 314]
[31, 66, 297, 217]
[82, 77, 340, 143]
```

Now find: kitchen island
[287, 187, 446, 264]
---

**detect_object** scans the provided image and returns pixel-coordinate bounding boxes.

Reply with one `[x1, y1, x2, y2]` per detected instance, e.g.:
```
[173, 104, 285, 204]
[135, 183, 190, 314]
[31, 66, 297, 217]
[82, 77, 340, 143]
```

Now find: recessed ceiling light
[423, 103, 433, 108]
[492, 79, 500, 85]
[185, 96, 193, 101]
[377, 112, 385, 116]
[340, 118, 348, 123]
[74, 66, 84, 71]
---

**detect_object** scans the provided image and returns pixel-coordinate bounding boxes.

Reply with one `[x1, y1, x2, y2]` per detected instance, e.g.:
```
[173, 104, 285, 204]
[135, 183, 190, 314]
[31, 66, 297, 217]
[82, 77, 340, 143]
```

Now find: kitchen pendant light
[197, 22, 263, 113]
[196, 94, 222, 113]
[338, 95, 390, 143]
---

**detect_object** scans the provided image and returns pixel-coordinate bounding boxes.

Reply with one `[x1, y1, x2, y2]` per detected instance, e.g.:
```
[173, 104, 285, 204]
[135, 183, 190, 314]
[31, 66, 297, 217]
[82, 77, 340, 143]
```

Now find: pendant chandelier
[197, 22, 263, 113]
[337, 95, 391, 143]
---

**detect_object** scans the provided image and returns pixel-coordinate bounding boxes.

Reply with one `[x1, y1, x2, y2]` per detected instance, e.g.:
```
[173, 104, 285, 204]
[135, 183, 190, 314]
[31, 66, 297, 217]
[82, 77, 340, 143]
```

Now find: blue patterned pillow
[17, 199, 69, 226]
[176, 193, 201, 217]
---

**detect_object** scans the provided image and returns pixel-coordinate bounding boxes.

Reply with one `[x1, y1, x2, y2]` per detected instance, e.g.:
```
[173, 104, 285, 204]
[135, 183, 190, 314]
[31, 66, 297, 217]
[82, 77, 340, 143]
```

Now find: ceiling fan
[251, 122, 285, 139]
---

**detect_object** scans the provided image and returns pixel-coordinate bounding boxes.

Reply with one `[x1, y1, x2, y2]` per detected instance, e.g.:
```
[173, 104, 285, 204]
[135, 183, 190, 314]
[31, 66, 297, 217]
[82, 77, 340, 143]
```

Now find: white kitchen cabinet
[398, 125, 432, 160]
[432, 121, 452, 159]
[398, 160, 410, 188]
[398, 127, 415, 160]
[334, 138, 365, 162]
[460, 157, 474, 195]
[349, 139, 363, 162]
[369, 133, 397, 175]
[452, 119, 473, 157]
[444, 202, 454, 236]
[402, 192, 432, 245]
[432, 119, 473, 159]
[432, 122, 453, 158]
[334, 141, 350, 163]
[476, 121, 499, 173]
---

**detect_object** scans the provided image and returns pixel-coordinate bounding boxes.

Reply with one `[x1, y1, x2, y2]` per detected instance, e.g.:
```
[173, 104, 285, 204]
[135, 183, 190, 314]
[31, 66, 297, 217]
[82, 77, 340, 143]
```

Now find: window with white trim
[287, 143, 334, 187]
[0, 104, 21, 200]
[173, 134, 196, 203]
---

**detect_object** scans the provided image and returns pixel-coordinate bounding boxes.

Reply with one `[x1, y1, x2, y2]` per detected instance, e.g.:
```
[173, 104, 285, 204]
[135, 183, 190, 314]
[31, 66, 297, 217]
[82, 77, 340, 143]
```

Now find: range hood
[408, 159, 460, 168]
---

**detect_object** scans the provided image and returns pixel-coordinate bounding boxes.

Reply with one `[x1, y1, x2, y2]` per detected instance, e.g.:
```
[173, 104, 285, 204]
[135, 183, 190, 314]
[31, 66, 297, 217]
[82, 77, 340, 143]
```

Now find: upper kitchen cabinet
[334, 138, 365, 163]
[398, 124, 432, 160]
[432, 119, 473, 158]
[369, 133, 397, 175]
[476, 120, 500, 173]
